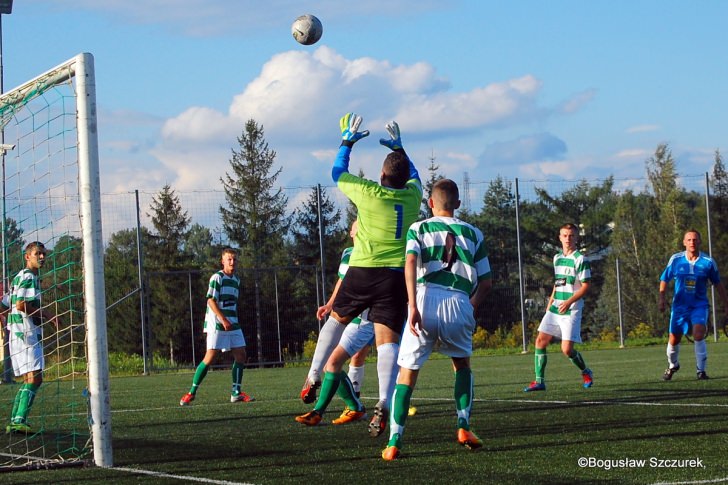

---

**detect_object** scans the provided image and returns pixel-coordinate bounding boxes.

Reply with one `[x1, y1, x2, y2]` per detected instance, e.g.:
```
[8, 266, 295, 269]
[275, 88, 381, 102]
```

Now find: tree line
[93, 120, 728, 364]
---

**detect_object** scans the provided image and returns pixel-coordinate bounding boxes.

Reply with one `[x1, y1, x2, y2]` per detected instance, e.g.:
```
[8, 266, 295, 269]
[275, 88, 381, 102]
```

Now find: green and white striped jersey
[337, 247, 354, 279]
[7, 268, 41, 335]
[548, 250, 591, 315]
[337, 246, 362, 324]
[204, 270, 241, 332]
[405, 216, 491, 295]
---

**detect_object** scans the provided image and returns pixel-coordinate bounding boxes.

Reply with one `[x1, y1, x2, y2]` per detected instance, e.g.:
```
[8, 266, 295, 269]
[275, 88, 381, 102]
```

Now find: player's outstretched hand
[340, 112, 369, 146]
[379, 121, 403, 151]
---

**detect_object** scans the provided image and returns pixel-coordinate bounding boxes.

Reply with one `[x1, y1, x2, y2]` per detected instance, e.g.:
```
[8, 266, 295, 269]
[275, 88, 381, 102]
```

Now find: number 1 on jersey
[394, 204, 404, 239]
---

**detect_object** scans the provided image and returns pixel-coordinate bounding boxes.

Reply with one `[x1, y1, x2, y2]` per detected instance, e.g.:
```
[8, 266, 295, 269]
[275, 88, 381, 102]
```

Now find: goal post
[0, 53, 111, 468]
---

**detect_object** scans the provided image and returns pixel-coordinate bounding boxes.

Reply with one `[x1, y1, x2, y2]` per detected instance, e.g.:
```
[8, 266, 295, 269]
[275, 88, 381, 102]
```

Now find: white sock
[308, 317, 346, 382]
[694, 339, 707, 372]
[376, 342, 399, 408]
[667, 343, 680, 369]
[348, 365, 365, 394]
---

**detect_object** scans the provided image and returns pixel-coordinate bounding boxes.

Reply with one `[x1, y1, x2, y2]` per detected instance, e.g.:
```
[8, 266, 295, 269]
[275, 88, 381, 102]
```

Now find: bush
[303, 331, 318, 360]
[628, 322, 654, 339]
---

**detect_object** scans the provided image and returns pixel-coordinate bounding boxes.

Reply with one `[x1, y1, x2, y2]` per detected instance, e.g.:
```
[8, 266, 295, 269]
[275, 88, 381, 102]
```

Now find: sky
[3, 0, 727, 200]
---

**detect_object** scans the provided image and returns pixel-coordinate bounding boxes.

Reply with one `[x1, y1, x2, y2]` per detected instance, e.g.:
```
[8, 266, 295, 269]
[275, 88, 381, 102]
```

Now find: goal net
[0, 53, 111, 469]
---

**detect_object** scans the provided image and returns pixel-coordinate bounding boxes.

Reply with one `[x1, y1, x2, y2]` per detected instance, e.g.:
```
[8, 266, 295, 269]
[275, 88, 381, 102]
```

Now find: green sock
[189, 362, 209, 395]
[25, 383, 40, 417]
[569, 349, 587, 371]
[10, 384, 27, 422]
[336, 372, 364, 411]
[15, 385, 33, 424]
[454, 368, 474, 430]
[388, 384, 412, 447]
[313, 371, 341, 414]
[231, 362, 244, 395]
[535, 348, 547, 383]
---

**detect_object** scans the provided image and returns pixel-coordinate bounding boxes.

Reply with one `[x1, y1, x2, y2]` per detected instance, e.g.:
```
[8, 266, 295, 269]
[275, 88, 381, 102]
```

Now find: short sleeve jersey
[7, 269, 41, 334]
[204, 271, 241, 332]
[336, 174, 422, 268]
[549, 250, 591, 315]
[660, 251, 720, 310]
[405, 216, 491, 295]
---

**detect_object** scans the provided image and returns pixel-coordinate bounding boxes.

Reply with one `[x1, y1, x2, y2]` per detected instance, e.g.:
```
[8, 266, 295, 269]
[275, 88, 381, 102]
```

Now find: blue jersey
[660, 251, 721, 310]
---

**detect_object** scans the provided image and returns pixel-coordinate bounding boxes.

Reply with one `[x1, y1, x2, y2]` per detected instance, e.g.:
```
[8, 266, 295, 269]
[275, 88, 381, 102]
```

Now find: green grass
[8, 342, 728, 484]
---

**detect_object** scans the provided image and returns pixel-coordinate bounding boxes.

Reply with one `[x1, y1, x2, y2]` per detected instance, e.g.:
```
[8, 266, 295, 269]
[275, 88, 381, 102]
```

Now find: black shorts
[333, 267, 407, 334]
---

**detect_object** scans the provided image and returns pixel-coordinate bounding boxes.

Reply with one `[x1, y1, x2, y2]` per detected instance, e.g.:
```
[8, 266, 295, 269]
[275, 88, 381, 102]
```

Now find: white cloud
[626, 124, 660, 134]
[143, 47, 553, 191]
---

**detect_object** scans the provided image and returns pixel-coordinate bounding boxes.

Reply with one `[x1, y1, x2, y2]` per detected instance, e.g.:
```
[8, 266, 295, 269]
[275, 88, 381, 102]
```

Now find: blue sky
[4, 1, 727, 196]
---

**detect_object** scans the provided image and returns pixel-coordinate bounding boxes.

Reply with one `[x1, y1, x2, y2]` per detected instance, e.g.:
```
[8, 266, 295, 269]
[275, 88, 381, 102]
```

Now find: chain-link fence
[101, 171, 725, 370]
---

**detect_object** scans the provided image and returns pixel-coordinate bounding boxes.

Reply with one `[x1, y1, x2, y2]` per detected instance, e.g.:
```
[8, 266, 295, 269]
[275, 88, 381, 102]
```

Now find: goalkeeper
[296, 113, 422, 439]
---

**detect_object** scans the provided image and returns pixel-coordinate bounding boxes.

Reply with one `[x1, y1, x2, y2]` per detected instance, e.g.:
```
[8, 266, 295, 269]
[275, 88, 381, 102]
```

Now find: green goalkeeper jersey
[336, 173, 422, 268]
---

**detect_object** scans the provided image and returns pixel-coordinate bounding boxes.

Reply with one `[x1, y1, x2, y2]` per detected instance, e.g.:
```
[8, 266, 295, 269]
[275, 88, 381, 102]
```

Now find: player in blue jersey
[659, 229, 728, 380]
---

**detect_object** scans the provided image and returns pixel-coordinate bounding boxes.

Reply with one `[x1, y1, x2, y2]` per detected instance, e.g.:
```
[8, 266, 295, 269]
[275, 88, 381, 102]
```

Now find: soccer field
[11, 342, 728, 484]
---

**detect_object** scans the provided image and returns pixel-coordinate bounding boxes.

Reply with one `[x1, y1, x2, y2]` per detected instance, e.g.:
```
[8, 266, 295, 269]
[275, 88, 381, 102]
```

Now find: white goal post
[0, 53, 111, 468]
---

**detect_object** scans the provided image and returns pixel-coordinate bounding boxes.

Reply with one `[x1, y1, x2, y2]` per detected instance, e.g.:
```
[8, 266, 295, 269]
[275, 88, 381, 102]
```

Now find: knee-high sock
[189, 362, 209, 395]
[231, 361, 244, 394]
[568, 349, 587, 371]
[10, 384, 25, 422]
[14, 383, 39, 423]
[388, 384, 412, 448]
[348, 365, 365, 395]
[376, 343, 399, 408]
[313, 371, 342, 414]
[667, 343, 680, 368]
[694, 339, 707, 372]
[309, 317, 346, 382]
[336, 371, 364, 411]
[535, 348, 547, 383]
[454, 368, 474, 430]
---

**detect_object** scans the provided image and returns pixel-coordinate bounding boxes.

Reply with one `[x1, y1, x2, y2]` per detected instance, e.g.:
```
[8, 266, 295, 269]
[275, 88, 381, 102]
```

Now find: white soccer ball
[291, 14, 323, 45]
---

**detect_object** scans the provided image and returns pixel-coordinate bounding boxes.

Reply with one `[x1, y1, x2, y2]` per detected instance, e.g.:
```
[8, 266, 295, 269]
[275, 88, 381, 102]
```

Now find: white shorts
[206, 328, 246, 352]
[339, 318, 374, 357]
[398, 287, 475, 370]
[9, 327, 44, 376]
[537, 307, 583, 343]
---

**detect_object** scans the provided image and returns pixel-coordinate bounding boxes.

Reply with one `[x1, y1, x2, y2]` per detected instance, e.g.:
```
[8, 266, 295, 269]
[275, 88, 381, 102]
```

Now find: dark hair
[432, 178, 459, 211]
[560, 223, 579, 233]
[381, 151, 410, 189]
[25, 241, 46, 254]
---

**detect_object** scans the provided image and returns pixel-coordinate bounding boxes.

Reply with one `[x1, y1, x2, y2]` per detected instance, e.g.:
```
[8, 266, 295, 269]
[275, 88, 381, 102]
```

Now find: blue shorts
[669, 306, 709, 336]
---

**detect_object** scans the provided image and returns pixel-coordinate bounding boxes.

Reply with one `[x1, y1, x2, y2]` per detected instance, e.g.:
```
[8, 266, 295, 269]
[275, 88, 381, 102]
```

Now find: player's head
[380, 151, 410, 189]
[683, 229, 701, 250]
[430, 178, 461, 212]
[220, 247, 238, 273]
[349, 220, 358, 240]
[559, 223, 579, 249]
[24, 241, 47, 270]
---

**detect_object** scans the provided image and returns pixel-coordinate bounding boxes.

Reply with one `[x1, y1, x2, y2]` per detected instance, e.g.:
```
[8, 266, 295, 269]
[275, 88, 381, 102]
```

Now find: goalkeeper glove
[340, 112, 369, 147]
[379, 121, 403, 151]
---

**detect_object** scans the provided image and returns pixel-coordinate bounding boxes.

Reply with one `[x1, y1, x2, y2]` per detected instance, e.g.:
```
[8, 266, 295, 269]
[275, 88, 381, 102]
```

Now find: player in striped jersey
[300, 221, 374, 421]
[180, 247, 254, 406]
[659, 229, 728, 380]
[382, 179, 492, 460]
[524, 223, 593, 392]
[6, 241, 58, 434]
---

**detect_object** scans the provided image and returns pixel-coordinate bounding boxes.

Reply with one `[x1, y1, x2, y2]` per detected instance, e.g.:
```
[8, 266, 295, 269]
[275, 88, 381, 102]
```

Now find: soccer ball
[291, 14, 323, 45]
